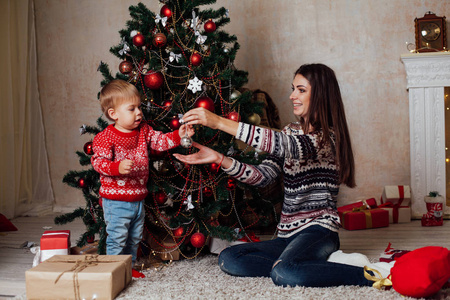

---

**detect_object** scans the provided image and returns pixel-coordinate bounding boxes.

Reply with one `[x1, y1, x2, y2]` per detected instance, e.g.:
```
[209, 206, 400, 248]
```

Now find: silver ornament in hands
[181, 136, 193, 148]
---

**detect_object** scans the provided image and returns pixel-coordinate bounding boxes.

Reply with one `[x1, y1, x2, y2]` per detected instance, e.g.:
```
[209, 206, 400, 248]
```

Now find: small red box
[40, 230, 71, 262]
[338, 204, 389, 230]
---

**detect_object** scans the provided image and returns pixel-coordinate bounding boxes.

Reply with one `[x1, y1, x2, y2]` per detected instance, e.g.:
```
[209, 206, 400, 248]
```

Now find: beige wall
[34, 0, 450, 211]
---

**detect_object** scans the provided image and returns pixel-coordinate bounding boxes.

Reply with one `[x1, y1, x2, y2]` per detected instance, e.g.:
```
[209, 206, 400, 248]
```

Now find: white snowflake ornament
[187, 76, 203, 93]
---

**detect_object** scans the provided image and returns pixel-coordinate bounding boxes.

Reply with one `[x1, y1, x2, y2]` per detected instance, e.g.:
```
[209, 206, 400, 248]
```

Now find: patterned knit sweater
[91, 123, 180, 202]
[223, 122, 341, 238]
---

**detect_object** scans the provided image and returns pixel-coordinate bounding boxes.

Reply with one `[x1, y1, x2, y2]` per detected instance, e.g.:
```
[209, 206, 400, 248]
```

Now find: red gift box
[338, 203, 389, 230]
[40, 230, 71, 262]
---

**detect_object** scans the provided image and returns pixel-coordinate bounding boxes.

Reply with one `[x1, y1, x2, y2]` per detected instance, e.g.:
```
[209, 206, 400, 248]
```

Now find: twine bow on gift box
[54, 255, 99, 300]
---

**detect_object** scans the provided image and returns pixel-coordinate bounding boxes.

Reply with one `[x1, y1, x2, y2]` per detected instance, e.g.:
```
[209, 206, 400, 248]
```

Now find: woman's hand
[181, 107, 240, 136]
[178, 123, 195, 138]
[173, 142, 222, 165]
[181, 108, 221, 129]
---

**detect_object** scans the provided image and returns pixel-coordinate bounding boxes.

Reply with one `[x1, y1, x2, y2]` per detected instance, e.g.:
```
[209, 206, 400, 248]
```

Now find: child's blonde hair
[99, 79, 141, 121]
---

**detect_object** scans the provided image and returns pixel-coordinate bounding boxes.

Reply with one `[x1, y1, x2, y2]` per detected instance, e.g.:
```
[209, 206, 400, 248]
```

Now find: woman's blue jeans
[218, 225, 371, 287]
[102, 198, 145, 266]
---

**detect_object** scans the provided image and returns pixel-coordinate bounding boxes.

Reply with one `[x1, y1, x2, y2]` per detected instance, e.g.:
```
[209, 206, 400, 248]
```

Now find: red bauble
[169, 116, 181, 130]
[155, 191, 166, 205]
[86, 235, 95, 243]
[227, 111, 241, 122]
[78, 178, 87, 188]
[144, 72, 164, 89]
[202, 186, 213, 198]
[204, 19, 216, 33]
[83, 141, 94, 155]
[162, 99, 173, 107]
[190, 232, 206, 248]
[194, 96, 215, 112]
[152, 33, 167, 48]
[119, 61, 133, 75]
[150, 148, 166, 159]
[209, 162, 219, 174]
[226, 178, 236, 190]
[190, 52, 203, 66]
[133, 33, 145, 47]
[160, 5, 172, 19]
[173, 227, 184, 238]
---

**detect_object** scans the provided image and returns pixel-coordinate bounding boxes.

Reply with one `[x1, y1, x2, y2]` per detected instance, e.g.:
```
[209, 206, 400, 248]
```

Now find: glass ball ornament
[78, 178, 87, 188]
[173, 227, 184, 238]
[202, 186, 213, 198]
[190, 232, 206, 248]
[180, 136, 193, 148]
[227, 111, 241, 122]
[160, 4, 172, 19]
[144, 71, 164, 89]
[83, 141, 94, 155]
[194, 96, 215, 112]
[247, 113, 261, 125]
[226, 177, 236, 190]
[150, 148, 166, 159]
[162, 99, 173, 108]
[209, 162, 219, 174]
[152, 33, 167, 48]
[169, 116, 181, 130]
[204, 19, 216, 33]
[119, 61, 133, 75]
[230, 90, 241, 100]
[155, 191, 167, 205]
[132, 33, 145, 47]
[190, 52, 203, 66]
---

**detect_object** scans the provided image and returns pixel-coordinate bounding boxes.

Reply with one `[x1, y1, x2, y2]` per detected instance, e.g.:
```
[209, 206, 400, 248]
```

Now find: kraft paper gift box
[40, 230, 71, 262]
[378, 204, 411, 223]
[338, 204, 389, 230]
[71, 241, 99, 255]
[148, 236, 181, 261]
[26, 255, 132, 300]
[381, 185, 411, 206]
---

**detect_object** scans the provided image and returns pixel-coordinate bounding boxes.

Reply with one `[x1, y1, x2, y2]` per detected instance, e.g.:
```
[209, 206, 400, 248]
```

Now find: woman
[174, 64, 375, 287]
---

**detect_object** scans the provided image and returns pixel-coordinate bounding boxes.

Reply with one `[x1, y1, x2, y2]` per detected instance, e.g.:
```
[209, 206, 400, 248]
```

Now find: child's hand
[179, 124, 195, 138]
[119, 159, 134, 174]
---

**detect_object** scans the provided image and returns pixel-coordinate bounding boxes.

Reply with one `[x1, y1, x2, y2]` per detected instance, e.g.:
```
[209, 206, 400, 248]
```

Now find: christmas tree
[56, 0, 281, 257]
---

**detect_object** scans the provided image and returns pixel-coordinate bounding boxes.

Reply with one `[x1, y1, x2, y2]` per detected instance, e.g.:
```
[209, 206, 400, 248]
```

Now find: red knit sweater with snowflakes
[91, 123, 180, 202]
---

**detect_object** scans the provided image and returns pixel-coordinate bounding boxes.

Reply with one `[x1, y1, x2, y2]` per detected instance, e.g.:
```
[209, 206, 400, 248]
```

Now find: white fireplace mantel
[401, 52, 450, 218]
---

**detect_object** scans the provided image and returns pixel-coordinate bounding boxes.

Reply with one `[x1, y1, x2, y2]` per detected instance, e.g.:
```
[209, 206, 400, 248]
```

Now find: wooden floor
[1, 214, 450, 298]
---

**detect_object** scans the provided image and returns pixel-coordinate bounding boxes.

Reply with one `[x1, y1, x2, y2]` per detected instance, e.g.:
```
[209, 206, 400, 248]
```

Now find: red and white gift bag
[40, 230, 71, 262]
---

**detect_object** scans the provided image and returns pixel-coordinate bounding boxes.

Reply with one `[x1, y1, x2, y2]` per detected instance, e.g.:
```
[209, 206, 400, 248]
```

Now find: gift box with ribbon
[338, 202, 389, 230]
[378, 203, 411, 224]
[381, 185, 411, 206]
[379, 186, 411, 223]
[26, 255, 132, 300]
[40, 230, 71, 262]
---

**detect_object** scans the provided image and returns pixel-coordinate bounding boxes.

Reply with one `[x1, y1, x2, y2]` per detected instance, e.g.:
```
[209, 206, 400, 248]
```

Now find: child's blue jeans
[218, 225, 372, 287]
[102, 198, 145, 266]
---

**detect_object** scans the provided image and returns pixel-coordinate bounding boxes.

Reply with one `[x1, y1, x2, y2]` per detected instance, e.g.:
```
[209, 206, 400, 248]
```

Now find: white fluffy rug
[115, 255, 447, 300]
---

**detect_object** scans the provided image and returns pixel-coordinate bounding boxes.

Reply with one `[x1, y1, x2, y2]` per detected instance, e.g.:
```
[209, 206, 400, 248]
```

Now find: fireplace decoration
[401, 52, 450, 218]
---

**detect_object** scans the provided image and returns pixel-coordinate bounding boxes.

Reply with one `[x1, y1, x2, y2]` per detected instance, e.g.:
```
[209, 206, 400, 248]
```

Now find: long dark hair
[295, 64, 355, 188]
